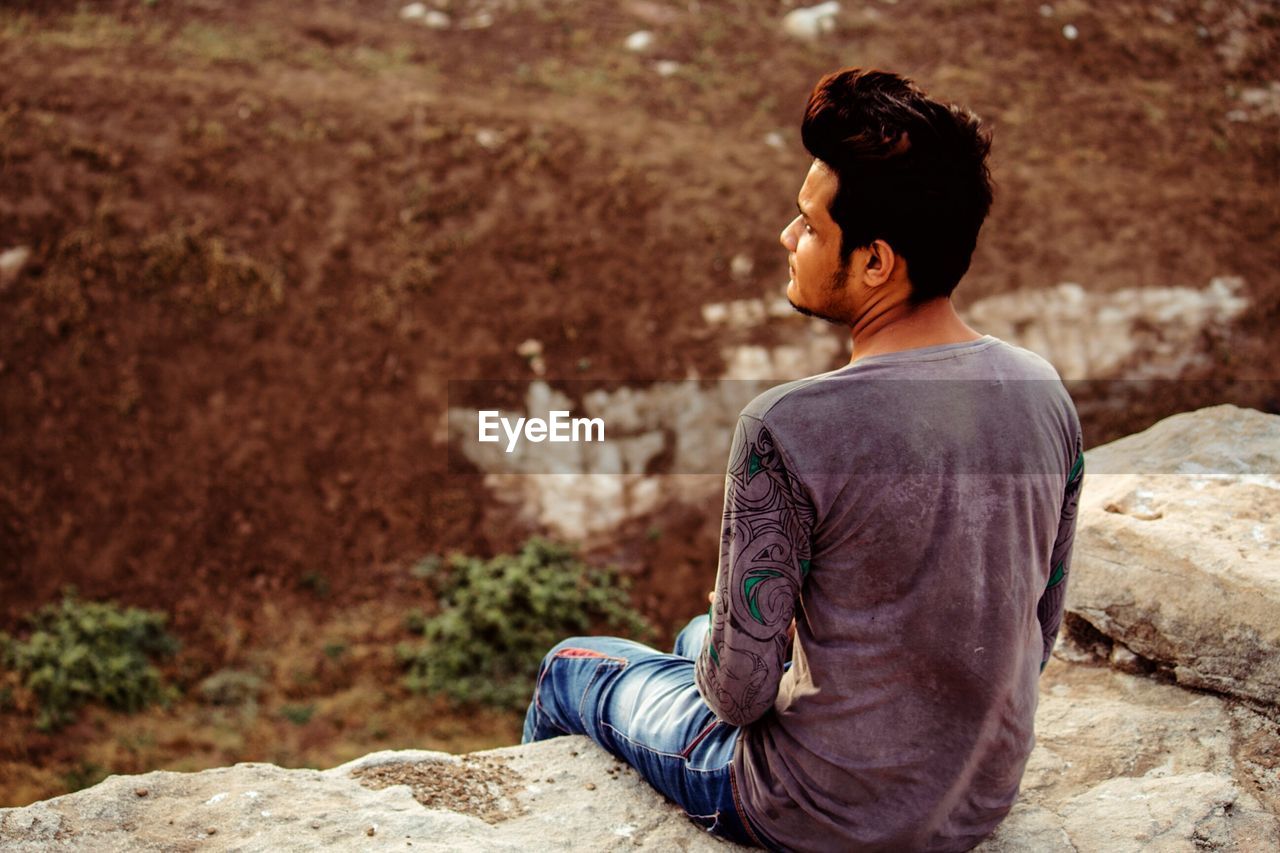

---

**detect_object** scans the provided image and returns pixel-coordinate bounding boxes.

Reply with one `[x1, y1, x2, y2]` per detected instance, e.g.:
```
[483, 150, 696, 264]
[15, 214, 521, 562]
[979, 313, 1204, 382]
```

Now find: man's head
[782, 68, 994, 323]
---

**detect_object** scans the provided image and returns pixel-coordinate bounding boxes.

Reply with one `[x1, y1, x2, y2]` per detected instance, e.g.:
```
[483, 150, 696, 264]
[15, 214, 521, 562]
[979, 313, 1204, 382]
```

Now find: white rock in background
[402, 4, 450, 28]
[782, 1, 841, 39]
[0, 245, 31, 290]
[699, 295, 845, 380]
[422, 10, 451, 29]
[1236, 82, 1280, 120]
[516, 338, 546, 376]
[763, 131, 786, 149]
[729, 253, 754, 281]
[961, 277, 1248, 380]
[460, 12, 494, 30]
[1069, 405, 1280, 711]
[449, 376, 797, 540]
[1062, 23, 1079, 40]
[654, 60, 681, 77]
[399, 2, 427, 20]
[624, 30, 654, 52]
[720, 337, 843, 381]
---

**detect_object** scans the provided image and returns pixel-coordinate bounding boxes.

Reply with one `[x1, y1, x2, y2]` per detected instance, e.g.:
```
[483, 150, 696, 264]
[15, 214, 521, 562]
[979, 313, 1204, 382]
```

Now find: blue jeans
[523, 615, 765, 847]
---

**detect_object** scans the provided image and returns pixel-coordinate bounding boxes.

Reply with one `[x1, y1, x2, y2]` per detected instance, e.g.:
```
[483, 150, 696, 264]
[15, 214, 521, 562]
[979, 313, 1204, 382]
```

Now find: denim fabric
[523, 615, 764, 848]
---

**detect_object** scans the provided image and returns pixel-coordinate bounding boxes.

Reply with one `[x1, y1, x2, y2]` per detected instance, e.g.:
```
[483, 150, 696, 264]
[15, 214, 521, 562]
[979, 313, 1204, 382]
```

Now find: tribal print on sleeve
[695, 414, 816, 727]
[1037, 427, 1085, 671]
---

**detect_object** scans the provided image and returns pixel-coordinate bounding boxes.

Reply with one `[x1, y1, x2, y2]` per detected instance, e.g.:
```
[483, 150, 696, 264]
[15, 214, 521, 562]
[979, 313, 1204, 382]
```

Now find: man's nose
[780, 216, 799, 251]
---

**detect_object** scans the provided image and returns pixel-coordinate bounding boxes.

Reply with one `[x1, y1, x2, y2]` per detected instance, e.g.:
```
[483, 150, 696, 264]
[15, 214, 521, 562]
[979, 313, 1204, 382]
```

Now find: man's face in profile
[780, 160, 851, 326]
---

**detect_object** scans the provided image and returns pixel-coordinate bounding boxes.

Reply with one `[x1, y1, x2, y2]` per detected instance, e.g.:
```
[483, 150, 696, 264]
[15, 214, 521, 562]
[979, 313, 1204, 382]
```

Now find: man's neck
[848, 297, 983, 365]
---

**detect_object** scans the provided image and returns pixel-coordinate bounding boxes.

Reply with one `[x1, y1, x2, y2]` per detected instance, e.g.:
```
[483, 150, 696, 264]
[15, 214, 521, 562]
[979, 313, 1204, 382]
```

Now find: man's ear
[864, 239, 896, 285]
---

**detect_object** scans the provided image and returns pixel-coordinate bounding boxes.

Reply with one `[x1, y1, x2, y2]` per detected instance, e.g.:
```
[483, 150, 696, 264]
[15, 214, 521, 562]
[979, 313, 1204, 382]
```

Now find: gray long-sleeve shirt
[694, 335, 1083, 852]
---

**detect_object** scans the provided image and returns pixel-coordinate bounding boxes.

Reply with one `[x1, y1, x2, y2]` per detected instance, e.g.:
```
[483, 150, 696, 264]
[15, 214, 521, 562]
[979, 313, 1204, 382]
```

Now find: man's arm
[1037, 428, 1084, 672]
[695, 415, 815, 726]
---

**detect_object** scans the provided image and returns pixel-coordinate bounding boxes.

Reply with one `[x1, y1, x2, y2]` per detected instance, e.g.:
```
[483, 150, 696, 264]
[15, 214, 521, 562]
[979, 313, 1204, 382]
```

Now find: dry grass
[0, 598, 522, 807]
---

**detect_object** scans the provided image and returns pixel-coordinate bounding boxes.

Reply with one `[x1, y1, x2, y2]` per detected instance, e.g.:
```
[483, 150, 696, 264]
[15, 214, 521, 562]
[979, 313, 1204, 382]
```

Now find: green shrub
[397, 538, 650, 711]
[2, 589, 180, 731]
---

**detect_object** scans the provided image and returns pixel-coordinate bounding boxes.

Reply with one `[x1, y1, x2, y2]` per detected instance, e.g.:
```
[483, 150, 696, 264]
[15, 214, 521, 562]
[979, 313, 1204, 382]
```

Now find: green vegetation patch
[397, 539, 650, 711]
[0, 589, 180, 731]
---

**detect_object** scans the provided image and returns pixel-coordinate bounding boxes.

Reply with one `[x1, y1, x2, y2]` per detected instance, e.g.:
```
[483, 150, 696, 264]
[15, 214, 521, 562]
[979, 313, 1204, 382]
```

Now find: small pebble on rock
[367, 825, 377, 836]
[134, 788, 149, 798]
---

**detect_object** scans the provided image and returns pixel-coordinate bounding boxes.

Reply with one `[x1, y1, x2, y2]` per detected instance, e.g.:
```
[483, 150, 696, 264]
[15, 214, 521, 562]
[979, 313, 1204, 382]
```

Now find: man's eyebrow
[796, 200, 810, 220]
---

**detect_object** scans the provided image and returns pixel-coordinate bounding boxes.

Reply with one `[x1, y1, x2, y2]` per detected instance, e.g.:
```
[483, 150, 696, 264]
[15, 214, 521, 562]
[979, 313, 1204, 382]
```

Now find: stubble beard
[787, 257, 852, 327]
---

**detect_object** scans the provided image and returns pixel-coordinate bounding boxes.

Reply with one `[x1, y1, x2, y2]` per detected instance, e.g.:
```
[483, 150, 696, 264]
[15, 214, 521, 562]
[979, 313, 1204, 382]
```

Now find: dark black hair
[801, 68, 994, 305]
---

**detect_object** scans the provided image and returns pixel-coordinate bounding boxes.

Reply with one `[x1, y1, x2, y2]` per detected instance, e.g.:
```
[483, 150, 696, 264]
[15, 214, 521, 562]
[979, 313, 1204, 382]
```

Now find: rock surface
[1067, 404, 1280, 712]
[1, 662, 1276, 851]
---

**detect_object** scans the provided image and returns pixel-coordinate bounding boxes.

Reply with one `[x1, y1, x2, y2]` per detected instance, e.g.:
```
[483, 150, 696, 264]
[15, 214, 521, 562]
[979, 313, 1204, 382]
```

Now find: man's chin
[787, 294, 846, 327]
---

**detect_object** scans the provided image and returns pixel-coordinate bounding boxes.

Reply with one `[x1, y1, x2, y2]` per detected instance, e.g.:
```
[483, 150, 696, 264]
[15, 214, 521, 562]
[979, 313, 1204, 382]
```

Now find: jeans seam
[600, 722, 736, 777]
[579, 658, 625, 727]
[600, 721, 692, 762]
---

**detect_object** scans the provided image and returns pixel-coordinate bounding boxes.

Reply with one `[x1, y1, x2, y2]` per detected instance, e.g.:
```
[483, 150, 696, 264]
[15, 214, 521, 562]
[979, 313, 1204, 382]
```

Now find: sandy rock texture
[0, 738, 728, 852]
[2, 664, 1276, 851]
[1067, 404, 1280, 712]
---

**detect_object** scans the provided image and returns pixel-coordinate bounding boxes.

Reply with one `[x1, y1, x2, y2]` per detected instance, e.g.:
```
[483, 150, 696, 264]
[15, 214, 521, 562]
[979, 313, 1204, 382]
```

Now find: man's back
[697, 334, 1083, 852]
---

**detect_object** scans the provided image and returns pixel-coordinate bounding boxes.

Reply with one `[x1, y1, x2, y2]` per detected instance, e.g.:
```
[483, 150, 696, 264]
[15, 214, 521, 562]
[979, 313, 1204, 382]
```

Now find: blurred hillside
[1, 0, 1277, 805]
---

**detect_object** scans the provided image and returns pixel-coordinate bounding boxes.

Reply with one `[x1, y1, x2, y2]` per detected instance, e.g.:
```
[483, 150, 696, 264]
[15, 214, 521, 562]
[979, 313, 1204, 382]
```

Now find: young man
[523, 68, 1083, 852]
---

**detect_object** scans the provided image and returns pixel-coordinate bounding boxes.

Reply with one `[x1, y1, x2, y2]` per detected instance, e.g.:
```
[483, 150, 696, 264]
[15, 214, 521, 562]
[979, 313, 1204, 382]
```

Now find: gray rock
[0, 739, 733, 852]
[3, 663, 1276, 851]
[1068, 404, 1280, 711]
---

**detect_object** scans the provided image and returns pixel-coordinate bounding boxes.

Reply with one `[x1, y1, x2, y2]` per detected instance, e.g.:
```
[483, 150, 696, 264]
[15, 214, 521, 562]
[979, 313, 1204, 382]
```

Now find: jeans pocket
[680, 720, 723, 767]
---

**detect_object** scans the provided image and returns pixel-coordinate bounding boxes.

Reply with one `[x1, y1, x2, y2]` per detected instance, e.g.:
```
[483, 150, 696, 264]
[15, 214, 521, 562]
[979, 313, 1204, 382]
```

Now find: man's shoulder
[738, 371, 841, 426]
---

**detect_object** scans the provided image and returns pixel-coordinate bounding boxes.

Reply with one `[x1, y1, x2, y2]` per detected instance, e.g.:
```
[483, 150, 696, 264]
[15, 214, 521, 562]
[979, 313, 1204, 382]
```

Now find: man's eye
[803, 222, 814, 234]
